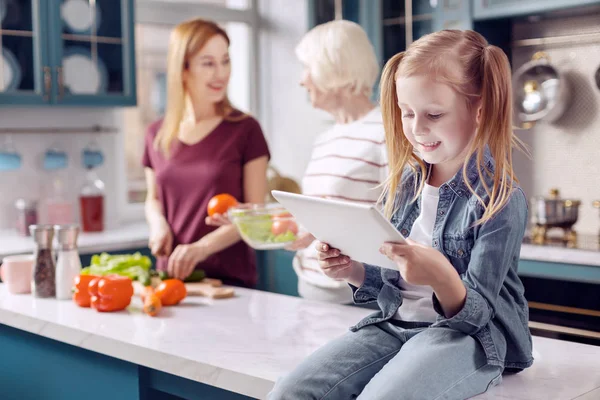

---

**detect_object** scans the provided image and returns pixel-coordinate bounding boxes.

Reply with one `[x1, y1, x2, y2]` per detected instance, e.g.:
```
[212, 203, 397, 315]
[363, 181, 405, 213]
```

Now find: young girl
[268, 29, 533, 400]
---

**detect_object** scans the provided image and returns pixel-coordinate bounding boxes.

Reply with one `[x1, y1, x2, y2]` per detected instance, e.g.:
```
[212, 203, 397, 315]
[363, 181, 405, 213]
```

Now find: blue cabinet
[433, 0, 473, 31]
[0, 0, 136, 107]
[382, 0, 436, 62]
[307, 0, 383, 65]
[0, 0, 49, 105]
[0, 324, 253, 400]
[473, 0, 600, 20]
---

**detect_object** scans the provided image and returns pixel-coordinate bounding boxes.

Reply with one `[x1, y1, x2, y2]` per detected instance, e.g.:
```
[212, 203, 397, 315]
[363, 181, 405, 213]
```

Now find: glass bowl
[228, 203, 299, 250]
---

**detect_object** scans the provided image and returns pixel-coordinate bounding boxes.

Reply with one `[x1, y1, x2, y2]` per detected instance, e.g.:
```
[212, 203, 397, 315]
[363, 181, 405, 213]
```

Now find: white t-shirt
[393, 182, 439, 323]
[293, 108, 388, 303]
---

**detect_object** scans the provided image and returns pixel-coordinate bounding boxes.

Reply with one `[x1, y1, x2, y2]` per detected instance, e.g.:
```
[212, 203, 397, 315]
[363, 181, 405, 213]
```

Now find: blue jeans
[268, 321, 503, 400]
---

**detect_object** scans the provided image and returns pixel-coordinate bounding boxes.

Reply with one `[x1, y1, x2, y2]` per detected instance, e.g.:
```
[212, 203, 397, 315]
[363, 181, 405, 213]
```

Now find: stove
[524, 231, 600, 251]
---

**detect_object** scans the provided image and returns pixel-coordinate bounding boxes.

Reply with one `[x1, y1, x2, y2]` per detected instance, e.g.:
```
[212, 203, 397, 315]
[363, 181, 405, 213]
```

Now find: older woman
[286, 20, 387, 304]
[208, 20, 386, 303]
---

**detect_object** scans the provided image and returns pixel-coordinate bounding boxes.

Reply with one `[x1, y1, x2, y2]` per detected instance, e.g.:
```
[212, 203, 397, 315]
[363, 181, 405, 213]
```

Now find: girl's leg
[358, 327, 503, 400]
[267, 324, 405, 400]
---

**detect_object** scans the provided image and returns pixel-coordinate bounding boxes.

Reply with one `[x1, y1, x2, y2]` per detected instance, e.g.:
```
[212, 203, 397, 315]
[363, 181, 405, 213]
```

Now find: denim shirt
[350, 147, 534, 371]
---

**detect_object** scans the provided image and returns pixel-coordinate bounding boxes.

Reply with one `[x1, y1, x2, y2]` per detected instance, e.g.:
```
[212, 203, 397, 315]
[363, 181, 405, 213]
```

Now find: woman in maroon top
[143, 18, 270, 287]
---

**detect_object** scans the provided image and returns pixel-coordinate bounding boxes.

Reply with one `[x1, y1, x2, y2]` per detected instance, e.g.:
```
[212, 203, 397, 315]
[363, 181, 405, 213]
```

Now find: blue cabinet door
[48, 0, 136, 106]
[433, 0, 473, 31]
[382, 0, 436, 62]
[307, 0, 380, 59]
[473, 0, 600, 20]
[0, 0, 51, 105]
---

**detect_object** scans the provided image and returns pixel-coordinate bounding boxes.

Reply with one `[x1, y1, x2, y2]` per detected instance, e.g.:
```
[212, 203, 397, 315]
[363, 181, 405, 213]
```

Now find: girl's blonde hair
[380, 29, 525, 225]
[155, 18, 244, 157]
[295, 20, 380, 98]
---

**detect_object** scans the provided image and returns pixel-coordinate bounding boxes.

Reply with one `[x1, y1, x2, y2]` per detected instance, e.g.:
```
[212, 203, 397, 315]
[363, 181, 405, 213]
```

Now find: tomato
[271, 219, 299, 236]
[155, 279, 187, 306]
[271, 212, 292, 220]
[207, 194, 238, 217]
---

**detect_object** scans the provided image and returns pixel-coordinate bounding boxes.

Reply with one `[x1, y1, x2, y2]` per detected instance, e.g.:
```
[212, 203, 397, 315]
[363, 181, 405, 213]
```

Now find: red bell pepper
[88, 275, 134, 312]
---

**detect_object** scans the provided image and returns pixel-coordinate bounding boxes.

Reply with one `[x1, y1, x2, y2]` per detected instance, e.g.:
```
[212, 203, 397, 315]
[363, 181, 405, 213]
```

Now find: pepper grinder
[29, 225, 56, 298]
[54, 224, 82, 300]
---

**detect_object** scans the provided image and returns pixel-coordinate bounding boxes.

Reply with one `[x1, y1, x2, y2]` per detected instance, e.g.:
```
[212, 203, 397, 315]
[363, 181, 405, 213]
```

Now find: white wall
[257, 0, 333, 183]
[0, 0, 334, 232]
[0, 108, 123, 231]
[512, 14, 600, 236]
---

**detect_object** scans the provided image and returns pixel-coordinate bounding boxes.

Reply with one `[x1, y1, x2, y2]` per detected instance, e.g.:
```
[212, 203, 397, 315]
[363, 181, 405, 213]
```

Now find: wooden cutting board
[133, 278, 235, 299]
[185, 278, 235, 299]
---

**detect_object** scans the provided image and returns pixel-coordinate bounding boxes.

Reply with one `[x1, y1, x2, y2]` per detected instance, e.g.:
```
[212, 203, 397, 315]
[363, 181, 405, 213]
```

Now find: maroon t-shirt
[142, 113, 270, 287]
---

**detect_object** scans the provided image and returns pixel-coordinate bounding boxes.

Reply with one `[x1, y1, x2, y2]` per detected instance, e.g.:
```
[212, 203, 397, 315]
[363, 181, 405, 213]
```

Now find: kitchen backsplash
[512, 11, 600, 236]
[0, 108, 122, 232]
[2, 7, 599, 239]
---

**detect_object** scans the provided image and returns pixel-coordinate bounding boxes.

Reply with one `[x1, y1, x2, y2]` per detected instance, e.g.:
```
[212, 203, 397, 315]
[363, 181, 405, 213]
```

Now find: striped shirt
[294, 108, 388, 303]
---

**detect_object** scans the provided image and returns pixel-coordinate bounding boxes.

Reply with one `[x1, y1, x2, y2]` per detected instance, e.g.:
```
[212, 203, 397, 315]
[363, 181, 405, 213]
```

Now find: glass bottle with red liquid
[80, 168, 105, 232]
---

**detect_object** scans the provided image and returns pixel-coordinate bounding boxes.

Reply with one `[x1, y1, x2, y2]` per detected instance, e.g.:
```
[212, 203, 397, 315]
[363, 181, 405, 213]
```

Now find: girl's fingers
[317, 247, 341, 260]
[321, 255, 351, 269]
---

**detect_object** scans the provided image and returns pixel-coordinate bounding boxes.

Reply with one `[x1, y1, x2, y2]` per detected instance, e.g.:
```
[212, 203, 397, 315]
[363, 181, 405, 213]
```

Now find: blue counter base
[0, 324, 255, 400]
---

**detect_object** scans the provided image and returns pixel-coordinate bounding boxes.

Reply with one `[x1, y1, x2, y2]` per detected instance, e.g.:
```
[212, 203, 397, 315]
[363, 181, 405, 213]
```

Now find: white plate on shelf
[1, 48, 22, 91]
[61, 0, 102, 34]
[62, 46, 108, 94]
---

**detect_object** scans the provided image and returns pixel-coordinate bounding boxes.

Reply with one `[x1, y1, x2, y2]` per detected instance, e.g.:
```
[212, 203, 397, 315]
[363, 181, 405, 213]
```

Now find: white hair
[295, 20, 380, 97]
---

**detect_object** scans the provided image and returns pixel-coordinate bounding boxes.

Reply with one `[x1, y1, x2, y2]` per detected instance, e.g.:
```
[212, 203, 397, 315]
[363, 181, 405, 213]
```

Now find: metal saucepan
[531, 188, 581, 228]
[513, 52, 571, 128]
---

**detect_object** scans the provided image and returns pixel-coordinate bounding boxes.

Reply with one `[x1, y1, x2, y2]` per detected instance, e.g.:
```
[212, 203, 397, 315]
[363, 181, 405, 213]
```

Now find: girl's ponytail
[464, 44, 524, 224]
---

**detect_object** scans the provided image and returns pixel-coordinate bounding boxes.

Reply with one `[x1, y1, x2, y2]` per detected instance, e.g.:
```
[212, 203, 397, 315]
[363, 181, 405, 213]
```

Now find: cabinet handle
[56, 67, 64, 100]
[43, 66, 51, 101]
[405, 0, 413, 47]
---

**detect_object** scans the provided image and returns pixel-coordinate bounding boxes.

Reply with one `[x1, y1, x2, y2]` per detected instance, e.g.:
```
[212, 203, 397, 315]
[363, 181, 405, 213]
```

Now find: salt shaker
[54, 224, 82, 300]
[29, 225, 56, 298]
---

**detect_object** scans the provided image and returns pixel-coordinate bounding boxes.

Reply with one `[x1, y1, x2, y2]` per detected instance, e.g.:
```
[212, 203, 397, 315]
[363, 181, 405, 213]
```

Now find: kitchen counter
[520, 243, 600, 267]
[0, 284, 369, 399]
[1, 220, 599, 268]
[1, 285, 600, 399]
[0, 221, 149, 260]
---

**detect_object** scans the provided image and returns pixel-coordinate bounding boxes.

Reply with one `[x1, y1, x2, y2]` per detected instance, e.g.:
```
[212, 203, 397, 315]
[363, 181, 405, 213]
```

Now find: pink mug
[1, 254, 34, 294]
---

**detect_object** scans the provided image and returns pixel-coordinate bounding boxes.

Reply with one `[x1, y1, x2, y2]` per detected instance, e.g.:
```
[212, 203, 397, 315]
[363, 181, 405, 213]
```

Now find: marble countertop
[0, 221, 149, 260]
[0, 285, 369, 398]
[1, 285, 600, 399]
[520, 244, 600, 267]
[1, 220, 598, 268]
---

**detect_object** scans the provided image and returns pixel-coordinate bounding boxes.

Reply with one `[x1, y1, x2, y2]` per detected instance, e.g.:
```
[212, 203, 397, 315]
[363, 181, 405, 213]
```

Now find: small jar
[15, 199, 38, 236]
[80, 169, 105, 232]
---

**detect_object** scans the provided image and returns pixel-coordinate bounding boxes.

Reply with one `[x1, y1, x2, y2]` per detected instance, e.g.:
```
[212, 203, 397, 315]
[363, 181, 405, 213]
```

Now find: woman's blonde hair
[380, 30, 525, 225]
[155, 18, 243, 157]
[295, 20, 379, 97]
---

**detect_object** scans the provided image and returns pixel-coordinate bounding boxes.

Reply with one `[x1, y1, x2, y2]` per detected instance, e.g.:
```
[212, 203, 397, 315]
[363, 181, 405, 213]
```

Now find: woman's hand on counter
[167, 242, 209, 281]
[149, 221, 173, 258]
[285, 232, 315, 251]
[205, 213, 231, 227]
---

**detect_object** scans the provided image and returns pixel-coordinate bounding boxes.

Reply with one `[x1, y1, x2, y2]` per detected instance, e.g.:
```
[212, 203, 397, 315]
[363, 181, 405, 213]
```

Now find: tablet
[271, 190, 406, 270]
